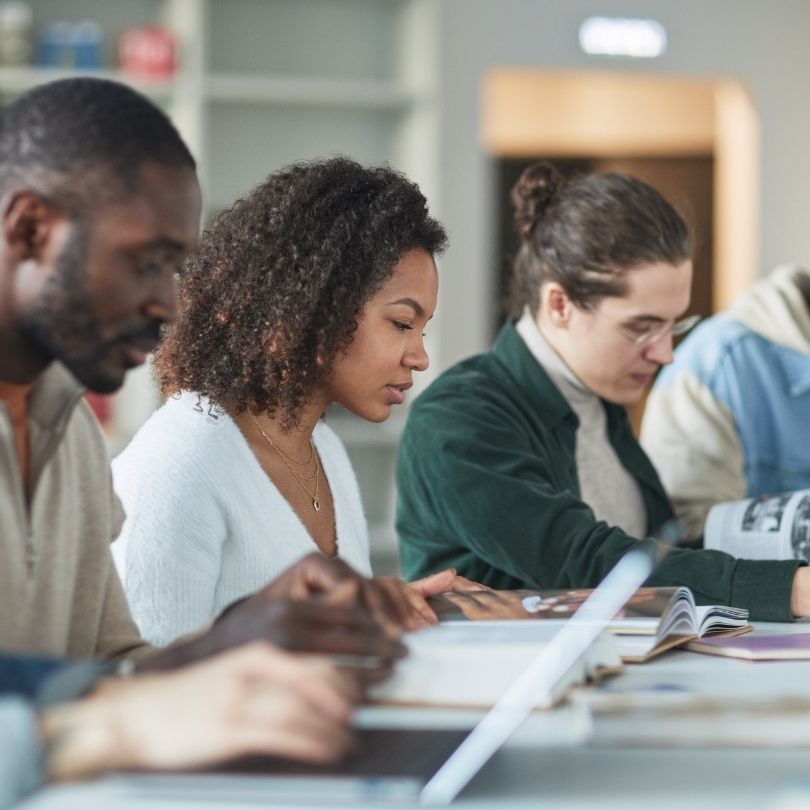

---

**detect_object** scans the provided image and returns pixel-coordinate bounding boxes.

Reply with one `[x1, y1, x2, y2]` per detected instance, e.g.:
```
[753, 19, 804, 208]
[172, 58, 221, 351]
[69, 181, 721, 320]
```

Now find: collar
[492, 321, 577, 429]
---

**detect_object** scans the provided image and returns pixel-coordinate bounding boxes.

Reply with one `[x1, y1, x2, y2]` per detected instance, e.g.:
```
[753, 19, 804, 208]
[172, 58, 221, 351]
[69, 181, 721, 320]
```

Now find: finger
[374, 577, 431, 631]
[406, 569, 458, 597]
[446, 575, 493, 593]
[322, 578, 402, 638]
[401, 584, 439, 627]
[236, 701, 356, 764]
[243, 652, 359, 721]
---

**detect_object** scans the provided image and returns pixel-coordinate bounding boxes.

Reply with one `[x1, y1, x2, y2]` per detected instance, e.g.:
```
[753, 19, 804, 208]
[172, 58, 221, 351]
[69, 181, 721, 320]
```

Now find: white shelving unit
[0, 0, 439, 572]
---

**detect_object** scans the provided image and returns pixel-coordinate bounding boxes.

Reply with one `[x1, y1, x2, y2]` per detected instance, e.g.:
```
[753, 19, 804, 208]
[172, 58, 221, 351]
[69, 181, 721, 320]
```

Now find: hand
[138, 597, 406, 682]
[369, 569, 492, 632]
[791, 567, 810, 616]
[435, 589, 537, 620]
[251, 553, 416, 636]
[42, 643, 358, 782]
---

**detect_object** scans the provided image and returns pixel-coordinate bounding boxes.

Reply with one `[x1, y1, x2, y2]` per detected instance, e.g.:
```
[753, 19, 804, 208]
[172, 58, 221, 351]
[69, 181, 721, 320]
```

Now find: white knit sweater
[111, 392, 371, 646]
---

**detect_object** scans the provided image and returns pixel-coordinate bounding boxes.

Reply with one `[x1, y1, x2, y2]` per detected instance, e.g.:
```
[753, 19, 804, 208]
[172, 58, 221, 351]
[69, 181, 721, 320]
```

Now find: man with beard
[0, 75, 419, 666]
[0, 75, 441, 806]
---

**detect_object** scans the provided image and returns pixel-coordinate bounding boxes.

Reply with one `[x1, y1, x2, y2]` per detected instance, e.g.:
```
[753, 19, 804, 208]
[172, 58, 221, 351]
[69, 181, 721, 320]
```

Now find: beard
[20, 225, 162, 393]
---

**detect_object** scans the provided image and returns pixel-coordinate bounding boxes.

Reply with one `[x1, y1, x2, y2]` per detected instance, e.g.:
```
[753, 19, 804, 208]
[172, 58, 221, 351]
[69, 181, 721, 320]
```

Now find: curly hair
[155, 157, 447, 428]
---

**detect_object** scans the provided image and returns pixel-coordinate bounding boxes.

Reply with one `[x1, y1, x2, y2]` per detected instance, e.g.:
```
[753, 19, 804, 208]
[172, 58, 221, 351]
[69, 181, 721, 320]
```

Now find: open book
[429, 586, 750, 662]
[368, 621, 622, 708]
[704, 488, 810, 561]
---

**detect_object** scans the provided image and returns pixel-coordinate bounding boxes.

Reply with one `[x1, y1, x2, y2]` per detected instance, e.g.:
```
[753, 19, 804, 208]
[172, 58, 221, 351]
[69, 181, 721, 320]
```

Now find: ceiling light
[579, 17, 667, 58]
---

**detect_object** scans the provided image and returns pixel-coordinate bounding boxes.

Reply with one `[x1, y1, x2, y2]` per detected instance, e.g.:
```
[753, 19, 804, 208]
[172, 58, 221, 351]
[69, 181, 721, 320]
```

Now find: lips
[385, 381, 412, 405]
[630, 373, 653, 387]
[121, 338, 159, 367]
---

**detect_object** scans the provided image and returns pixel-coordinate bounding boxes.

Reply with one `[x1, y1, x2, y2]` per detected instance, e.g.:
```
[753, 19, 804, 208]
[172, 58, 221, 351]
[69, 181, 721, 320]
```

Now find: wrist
[40, 682, 127, 781]
[790, 566, 810, 617]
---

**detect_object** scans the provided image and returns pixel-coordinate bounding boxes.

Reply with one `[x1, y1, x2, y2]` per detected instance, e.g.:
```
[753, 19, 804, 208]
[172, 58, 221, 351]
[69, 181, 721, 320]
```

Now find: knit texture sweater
[0, 362, 149, 660]
[112, 392, 372, 646]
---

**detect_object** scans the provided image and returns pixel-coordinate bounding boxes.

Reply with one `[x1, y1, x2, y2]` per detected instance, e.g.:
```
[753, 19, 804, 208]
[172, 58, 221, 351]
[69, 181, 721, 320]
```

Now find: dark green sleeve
[397, 385, 802, 621]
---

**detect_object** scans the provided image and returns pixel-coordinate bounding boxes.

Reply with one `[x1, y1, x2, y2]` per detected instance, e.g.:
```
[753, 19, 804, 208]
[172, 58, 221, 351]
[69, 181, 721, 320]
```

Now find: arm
[397, 385, 801, 621]
[641, 370, 746, 540]
[0, 698, 44, 810]
[111, 451, 226, 647]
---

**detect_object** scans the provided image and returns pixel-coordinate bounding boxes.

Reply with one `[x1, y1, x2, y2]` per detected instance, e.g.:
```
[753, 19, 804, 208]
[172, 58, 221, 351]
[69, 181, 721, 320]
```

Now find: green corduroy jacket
[397, 322, 803, 621]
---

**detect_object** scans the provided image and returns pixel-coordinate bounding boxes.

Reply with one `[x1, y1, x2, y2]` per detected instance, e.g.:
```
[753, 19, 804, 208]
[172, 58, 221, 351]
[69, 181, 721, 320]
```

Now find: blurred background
[4, 0, 808, 572]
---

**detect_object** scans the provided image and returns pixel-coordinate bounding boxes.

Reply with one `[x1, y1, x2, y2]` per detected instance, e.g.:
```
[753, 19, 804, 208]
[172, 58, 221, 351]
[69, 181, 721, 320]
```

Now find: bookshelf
[0, 0, 439, 571]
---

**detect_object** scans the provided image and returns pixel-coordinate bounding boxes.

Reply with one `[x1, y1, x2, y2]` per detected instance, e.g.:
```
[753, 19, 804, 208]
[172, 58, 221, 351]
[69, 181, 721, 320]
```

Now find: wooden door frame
[482, 69, 759, 311]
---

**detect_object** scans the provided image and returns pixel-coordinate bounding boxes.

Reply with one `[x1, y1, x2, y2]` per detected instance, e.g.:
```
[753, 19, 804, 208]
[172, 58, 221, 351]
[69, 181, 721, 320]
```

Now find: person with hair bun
[111, 157, 480, 646]
[397, 161, 810, 621]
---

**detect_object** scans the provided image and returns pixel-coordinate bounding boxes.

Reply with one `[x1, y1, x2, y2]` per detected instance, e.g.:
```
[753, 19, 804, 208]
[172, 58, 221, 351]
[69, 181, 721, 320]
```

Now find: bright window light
[579, 17, 667, 58]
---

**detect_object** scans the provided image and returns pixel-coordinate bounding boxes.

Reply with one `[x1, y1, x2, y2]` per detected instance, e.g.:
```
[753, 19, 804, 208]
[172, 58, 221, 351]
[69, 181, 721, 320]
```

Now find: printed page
[704, 489, 810, 560]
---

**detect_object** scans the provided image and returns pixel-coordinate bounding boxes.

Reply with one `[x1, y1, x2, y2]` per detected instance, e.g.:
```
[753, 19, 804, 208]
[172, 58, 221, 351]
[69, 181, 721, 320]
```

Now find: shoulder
[113, 392, 241, 496]
[656, 315, 765, 390]
[412, 351, 512, 415]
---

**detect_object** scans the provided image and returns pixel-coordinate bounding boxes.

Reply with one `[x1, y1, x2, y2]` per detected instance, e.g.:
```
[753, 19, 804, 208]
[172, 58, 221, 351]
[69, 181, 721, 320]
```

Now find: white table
[17, 623, 810, 810]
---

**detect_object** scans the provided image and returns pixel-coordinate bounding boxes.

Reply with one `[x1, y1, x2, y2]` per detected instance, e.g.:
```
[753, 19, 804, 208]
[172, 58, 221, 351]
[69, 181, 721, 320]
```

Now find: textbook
[704, 488, 810, 561]
[368, 621, 623, 708]
[685, 632, 810, 660]
[429, 586, 751, 662]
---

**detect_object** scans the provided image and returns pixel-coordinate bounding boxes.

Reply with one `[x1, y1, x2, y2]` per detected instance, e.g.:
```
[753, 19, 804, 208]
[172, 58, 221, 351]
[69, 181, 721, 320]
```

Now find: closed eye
[394, 321, 414, 331]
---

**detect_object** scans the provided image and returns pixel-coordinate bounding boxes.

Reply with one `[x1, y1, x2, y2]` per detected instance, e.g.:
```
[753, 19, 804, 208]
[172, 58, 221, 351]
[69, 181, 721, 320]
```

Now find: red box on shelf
[118, 25, 175, 79]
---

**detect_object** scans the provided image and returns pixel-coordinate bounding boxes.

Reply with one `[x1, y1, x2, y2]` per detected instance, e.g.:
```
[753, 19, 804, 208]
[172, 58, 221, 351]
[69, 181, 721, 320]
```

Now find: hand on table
[43, 643, 358, 782]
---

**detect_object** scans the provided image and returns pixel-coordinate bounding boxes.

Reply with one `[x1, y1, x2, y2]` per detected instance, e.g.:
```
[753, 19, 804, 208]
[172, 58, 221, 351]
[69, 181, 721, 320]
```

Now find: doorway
[484, 69, 758, 433]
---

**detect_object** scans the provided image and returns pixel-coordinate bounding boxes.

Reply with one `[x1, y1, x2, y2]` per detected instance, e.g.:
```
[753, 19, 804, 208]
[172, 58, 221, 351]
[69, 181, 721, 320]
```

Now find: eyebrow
[388, 297, 425, 317]
[624, 314, 666, 326]
[139, 235, 190, 253]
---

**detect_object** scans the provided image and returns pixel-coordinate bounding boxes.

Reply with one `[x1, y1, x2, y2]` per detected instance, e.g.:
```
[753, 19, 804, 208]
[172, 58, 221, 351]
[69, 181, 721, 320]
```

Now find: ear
[541, 282, 573, 329]
[2, 191, 62, 264]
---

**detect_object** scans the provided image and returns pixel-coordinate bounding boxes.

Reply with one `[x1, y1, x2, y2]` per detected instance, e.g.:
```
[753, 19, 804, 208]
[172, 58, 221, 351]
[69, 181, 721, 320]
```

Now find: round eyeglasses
[597, 311, 701, 347]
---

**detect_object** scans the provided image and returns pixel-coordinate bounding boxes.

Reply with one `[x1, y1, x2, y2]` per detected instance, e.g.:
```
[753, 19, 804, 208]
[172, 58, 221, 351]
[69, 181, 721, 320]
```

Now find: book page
[704, 489, 810, 560]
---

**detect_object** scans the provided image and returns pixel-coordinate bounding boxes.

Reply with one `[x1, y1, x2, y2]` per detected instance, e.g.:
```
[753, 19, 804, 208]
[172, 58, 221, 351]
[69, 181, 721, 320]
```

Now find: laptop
[114, 547, 654, 806]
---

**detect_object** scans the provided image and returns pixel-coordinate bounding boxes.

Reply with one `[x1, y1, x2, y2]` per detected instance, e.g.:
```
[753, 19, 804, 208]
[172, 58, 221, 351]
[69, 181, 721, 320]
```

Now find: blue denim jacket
[656, 315, 810, 497]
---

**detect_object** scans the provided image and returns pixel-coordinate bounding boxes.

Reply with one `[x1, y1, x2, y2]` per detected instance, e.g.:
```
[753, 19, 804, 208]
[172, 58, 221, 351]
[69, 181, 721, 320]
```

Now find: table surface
[17, 622, 810, 810]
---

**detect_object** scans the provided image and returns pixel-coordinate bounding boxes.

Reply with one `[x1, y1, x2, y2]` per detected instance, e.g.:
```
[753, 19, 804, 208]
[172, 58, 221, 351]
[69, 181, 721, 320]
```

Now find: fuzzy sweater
[112, 392, 372, 645]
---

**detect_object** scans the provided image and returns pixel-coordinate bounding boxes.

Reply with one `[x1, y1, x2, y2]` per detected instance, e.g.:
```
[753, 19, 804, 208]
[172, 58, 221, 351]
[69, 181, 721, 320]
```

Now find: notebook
[112, 547, 655, 806]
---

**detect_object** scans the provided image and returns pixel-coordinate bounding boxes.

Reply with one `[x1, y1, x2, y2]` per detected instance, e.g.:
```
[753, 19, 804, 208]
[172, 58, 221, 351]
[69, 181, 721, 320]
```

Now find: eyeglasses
[595, 310, 701, 348]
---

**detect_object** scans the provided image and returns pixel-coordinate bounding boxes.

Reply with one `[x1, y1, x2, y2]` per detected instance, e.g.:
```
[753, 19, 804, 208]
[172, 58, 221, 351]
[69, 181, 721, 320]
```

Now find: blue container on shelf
[37, 19, 102, 69]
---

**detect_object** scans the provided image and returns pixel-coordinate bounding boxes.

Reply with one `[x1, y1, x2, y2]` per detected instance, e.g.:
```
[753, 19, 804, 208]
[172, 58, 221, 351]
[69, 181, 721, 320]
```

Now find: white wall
[432, 0, 810, 369]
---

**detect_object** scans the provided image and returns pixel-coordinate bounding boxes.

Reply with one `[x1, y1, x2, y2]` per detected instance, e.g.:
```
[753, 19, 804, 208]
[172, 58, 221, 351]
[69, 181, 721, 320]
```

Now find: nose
[643, 331, 674, 366]
[404, 335, 430, 373]
[141, 269, 180, 325]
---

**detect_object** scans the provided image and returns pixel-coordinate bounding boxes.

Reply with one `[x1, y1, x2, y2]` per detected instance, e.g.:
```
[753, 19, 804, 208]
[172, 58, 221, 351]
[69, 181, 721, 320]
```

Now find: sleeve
[398, 384, 801, 621]
[112, 435, 228, 647]
[641, 369, 746, 540]
[0, 698, 45, 810]
[0, 654, 74, 700]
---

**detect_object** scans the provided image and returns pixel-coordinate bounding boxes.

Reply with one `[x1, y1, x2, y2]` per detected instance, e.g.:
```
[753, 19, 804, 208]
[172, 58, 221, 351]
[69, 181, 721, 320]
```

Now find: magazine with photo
[428, 586, 750, 663]
[704, 488, 810, 561]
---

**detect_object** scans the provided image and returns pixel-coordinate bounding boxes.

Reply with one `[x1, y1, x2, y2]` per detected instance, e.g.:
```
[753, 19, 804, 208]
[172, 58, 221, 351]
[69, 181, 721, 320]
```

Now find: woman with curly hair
[111, 157, 466, 645]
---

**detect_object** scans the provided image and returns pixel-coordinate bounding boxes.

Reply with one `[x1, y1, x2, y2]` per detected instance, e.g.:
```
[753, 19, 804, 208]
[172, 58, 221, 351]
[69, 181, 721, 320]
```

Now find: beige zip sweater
[0, 362, 150, 660]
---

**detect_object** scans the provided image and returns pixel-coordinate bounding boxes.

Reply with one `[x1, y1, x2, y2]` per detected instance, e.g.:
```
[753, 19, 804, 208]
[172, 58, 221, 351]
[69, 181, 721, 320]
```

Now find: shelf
[0, 66, 176, 99]
[205, 72, 422, 110]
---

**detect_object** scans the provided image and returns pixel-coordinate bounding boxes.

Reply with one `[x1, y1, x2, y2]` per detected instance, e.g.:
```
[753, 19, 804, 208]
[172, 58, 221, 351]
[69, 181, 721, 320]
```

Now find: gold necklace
[247, 409, 321, 511]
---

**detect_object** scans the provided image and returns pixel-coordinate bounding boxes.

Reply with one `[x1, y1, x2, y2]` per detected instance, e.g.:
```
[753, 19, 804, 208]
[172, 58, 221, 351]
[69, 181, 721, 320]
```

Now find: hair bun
[511, 161, 564, 242]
